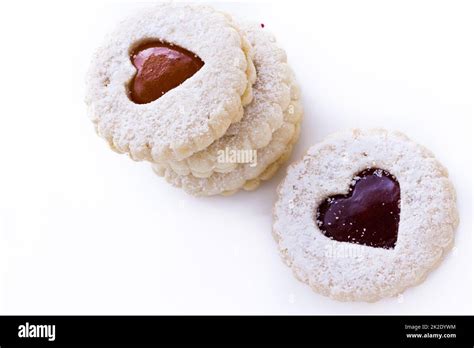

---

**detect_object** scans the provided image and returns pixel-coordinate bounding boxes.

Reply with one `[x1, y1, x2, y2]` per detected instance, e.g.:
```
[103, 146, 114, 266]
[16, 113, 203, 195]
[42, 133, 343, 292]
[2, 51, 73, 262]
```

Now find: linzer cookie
[152, 23, 303, 195]
[153, 98, 302, 196]
[86, 3, 256, 162]
[165, 22, 294, 178]
[273, 129, 458, 302]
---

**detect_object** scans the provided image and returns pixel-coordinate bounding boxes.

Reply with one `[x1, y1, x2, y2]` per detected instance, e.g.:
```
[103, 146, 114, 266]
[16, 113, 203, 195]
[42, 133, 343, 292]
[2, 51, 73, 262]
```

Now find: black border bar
[0, 315, 472, 346]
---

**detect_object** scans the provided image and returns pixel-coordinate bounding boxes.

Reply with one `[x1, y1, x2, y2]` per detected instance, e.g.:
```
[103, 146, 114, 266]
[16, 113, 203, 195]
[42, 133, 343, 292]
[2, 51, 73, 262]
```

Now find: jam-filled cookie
[165, 22, 294, 178]
[273, 129, 458, 302]
[86, 3, 256, 162]
[152, 24, 303, 196]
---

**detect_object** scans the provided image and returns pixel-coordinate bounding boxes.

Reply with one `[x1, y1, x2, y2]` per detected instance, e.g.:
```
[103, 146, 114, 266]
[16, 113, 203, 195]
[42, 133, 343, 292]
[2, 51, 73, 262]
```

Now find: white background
[0, 0, 472, 314]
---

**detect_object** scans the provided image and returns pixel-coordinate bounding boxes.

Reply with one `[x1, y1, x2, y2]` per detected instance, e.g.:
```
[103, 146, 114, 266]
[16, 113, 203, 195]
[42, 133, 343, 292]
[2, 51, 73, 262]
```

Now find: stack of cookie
[86, 3, 302, 196]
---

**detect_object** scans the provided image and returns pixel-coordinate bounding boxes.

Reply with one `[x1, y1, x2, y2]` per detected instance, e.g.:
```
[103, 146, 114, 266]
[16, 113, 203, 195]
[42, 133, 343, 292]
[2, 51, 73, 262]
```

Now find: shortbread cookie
[273, 129, 458, 302]
[166, 22, 293, 177]
[85, 3, 256, 162]
[223, 122, 301, 196]
[153, 93, 302, 196]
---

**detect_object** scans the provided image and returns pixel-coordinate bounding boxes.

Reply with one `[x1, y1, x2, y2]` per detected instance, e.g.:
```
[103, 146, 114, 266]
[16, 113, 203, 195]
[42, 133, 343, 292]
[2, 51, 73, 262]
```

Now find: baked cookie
[151, 23, 302, 196]
[153, 90, 302, 196]
[165, 22, 293, 177]
[273, 129, 458, 302]
[85, 3, 256, 162]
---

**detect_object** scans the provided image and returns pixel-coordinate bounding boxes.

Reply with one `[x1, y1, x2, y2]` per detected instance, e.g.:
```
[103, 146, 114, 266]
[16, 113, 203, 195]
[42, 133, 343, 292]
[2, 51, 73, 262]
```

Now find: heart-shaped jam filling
[128, 41, 204, 104]
[316, 168, 400, 249]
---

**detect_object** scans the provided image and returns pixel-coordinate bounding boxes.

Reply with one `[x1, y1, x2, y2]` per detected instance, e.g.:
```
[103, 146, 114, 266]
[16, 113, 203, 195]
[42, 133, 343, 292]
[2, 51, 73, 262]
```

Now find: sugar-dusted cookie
[86, 3, 256, 162]
[273, 129, 458, 302]
[151, 23, 302, 196]
[165, 22, 293, 177]
[153, 92, 302, 196]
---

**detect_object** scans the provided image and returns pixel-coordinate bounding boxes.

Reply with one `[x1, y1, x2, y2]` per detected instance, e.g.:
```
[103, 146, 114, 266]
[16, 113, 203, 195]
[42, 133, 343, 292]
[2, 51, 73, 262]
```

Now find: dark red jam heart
[128, 41, 204, 104]
[316, 168, 400, 249]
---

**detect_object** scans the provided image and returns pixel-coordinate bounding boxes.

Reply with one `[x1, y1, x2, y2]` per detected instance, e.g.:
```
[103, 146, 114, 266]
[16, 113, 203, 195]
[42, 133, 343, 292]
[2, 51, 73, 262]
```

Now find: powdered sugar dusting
[165, 21, 293, 177]
[86, 3, 255, 163]
[151, 22, 303, 195]
[273, 129, 458, 302]
[154, 95, 302, 196]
